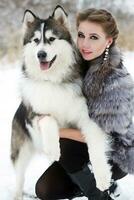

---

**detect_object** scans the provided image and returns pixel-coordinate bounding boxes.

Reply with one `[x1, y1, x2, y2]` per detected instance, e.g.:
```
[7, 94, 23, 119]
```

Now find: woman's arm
[37, 116, 85, 143]
[60, 128, 85, 143]
[84, 72, 134, 135]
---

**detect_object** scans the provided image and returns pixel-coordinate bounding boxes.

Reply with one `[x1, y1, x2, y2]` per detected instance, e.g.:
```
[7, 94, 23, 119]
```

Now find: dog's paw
[38, 116, 61, 161]
[44, 146, 60, 161]
[14, 194, 23, 200]
[43, 138, 61, 161]
[14, 197, 22, 200]
[94, 166, 112, 191]
[96, 175, 111, 191]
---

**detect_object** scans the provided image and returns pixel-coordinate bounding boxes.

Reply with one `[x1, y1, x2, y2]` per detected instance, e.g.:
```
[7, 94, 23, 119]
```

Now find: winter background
[0, 0, 134, 200]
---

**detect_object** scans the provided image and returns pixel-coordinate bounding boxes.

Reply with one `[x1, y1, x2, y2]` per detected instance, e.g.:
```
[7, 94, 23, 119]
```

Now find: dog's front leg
[33, 115, 60, 161]
[77, 112, 112, 191]
[85, 122, 112, 191]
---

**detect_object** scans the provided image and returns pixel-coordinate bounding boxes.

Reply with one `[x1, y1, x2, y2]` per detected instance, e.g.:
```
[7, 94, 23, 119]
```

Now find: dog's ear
[22, 10, 37, 32]
[52, 5, 69, 28]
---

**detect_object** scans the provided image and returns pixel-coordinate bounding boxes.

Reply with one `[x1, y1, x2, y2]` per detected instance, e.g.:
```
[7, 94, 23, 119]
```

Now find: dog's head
[22, 5, 78, 82]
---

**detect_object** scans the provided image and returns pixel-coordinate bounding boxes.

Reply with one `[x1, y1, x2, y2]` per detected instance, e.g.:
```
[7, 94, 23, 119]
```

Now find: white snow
[0, 52, 134, 200]
[115, 0, 134, 14]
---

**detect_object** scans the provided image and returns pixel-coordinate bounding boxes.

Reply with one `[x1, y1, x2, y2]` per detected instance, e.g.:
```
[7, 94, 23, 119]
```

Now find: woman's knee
[35, 178, 50, 200]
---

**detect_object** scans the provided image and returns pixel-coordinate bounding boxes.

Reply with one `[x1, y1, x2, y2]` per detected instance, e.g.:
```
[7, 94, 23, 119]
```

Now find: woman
[35, 8, 134, 200]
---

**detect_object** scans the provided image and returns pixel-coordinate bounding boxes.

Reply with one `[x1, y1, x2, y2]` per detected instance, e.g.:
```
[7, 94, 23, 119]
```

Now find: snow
[0, 52, 134, 200]
[112, 0, 134, 14]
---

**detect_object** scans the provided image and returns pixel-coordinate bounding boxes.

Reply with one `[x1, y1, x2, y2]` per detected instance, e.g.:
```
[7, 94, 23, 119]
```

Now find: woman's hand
[59, 128, 85, 143]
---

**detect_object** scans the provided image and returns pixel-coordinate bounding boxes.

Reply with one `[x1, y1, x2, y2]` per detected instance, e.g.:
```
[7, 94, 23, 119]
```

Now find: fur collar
[88, 45, 122, 73]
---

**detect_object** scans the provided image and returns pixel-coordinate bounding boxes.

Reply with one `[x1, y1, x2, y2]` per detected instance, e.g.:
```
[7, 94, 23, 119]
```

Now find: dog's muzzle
[37, 51, 47, 61]
[37, 50, 57, 70]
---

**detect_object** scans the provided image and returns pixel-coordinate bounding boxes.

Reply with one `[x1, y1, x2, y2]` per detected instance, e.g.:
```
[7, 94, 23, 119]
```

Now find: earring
[104, 45, 110, 61]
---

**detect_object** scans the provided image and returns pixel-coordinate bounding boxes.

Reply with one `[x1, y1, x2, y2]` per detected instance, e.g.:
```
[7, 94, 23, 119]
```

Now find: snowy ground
[0, 52, 134, 200]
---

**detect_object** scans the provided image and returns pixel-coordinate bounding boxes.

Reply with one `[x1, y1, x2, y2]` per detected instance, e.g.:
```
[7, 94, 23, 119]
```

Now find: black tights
[35, 161, 81, 200]
[35, 139, 127, 200]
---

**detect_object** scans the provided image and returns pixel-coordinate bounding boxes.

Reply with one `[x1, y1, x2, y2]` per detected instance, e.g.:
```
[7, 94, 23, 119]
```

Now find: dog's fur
[11, 6, 111, 200]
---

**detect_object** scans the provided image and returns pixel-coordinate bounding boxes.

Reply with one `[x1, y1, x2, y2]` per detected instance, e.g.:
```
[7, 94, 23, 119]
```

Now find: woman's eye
[49, 37, 56, 42]
[34, 38, 40, 43]
[90, 35, 98, 40]
[78, 33, 84, 38]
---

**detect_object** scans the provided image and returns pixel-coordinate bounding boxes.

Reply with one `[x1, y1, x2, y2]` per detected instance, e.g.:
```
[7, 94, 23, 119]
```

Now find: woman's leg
[36, 138, 127, 200]
[59, 139, 110, 200]
[59, 139, 127, 199]
[35, 161, 82, 200]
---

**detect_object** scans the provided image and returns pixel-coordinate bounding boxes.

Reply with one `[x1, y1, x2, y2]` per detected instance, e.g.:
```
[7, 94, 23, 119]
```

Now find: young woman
[35, 8, 134, 200]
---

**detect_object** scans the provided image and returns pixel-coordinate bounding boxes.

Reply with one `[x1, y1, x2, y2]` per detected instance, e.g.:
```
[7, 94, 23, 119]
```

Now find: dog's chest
[21, 79, 81, 119]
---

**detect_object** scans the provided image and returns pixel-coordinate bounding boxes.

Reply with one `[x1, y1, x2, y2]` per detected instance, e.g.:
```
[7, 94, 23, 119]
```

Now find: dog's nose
[37, 51, 47, 61]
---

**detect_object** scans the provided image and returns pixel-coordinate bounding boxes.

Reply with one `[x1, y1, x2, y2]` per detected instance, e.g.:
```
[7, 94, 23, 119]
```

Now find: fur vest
[83, 45, 134, 174]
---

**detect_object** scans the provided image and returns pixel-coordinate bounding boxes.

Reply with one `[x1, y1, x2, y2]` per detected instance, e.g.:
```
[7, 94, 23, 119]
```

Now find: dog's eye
[49, 37, 56, 42]
[34, 38, 40, 43]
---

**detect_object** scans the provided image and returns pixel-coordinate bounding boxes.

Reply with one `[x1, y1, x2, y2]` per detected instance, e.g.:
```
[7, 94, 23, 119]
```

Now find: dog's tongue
[40, 62, 50, 70]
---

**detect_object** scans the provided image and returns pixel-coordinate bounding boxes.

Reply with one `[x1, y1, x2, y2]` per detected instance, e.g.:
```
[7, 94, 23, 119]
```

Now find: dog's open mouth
[40, 55, 57, 70]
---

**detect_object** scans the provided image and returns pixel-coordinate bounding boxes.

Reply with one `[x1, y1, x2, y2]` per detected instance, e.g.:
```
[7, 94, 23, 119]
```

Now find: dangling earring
[103, 44, 110, 61]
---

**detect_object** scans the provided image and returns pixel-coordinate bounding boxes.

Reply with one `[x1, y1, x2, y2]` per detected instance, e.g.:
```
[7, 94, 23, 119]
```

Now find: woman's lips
[82, 49, 93, 55]
[82, 49, 93, 56]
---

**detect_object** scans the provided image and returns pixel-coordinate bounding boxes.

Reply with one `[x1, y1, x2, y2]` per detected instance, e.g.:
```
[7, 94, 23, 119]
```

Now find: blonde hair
[76, 8, 119, 44]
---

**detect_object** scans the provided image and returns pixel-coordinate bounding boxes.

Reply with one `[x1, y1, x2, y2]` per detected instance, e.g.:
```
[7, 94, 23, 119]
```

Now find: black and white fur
[11, 6, 111, 200]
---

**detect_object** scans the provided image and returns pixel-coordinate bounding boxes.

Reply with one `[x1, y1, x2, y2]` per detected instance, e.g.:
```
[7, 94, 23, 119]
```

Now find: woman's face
[77, 21, 113, 61]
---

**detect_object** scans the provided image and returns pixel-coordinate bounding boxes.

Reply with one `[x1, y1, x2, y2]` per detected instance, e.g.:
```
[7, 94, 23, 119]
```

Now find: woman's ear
[107, 37, 113, 46]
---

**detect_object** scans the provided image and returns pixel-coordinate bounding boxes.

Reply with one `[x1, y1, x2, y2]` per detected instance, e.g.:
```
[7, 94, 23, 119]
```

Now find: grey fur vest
[83, 45, 134, 174]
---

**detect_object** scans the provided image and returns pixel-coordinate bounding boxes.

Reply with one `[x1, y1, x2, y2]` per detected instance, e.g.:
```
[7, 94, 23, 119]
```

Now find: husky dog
[11, 5, 112, 200]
